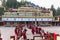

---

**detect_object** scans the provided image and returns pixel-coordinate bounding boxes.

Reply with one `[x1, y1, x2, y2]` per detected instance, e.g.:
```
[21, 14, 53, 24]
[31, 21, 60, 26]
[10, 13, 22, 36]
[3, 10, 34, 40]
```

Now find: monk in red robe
[31, 25, 35, 34]
[22, 29, 27, 40]
[15, 26, 22, 40]
[36, 26, 39, 34]
[27, 24, 31, 29]
[18, 23, 23, 30]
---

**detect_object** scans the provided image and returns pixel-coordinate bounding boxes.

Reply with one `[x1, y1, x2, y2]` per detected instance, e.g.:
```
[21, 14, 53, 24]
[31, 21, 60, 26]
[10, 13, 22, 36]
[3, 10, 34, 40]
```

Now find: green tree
[43, 7, 46, 10]
[51, 5, 56, 16]
[56, 7, 60, 16]
[0, 7, 4, 16]
[19, 1, 27, 7]
[6, 0, 17, 8]
[2, 0, 6, 7]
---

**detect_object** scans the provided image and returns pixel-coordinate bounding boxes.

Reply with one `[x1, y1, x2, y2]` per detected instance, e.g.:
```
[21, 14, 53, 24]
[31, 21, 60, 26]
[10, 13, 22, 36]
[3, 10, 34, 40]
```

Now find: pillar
[35, 21, 37, 26]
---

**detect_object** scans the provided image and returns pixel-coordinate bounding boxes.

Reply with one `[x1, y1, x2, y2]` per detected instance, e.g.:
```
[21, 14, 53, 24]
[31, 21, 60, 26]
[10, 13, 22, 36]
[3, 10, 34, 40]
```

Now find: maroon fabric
[22, 29, 27, 39]
[39, 31, 42, 36]
[27, 25, 31, 29]
[39, 28, 41, 31]
[15, 26, 22, 36]
[18, 25, 23, 30]
[31, 27, 35, 34]
[15, 26, 18, 36]
[10, 36, 15, 40]
[36, 27, 39, 34]
[0, 38, 2, 40]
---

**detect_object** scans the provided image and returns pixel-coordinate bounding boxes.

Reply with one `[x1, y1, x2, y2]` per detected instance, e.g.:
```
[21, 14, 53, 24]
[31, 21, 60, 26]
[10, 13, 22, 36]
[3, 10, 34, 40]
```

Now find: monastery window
[26, 13, 32, 16]
[46, 13, 50, 16]
[31, 12, 35, 16]
[40, 13, 44, 16]
[25, 12, 34, 16]
[38, 13, 41, 16]
[4, 12, 11, 15]
[37, 12, 39, 16]
[17, 13, 19, 15]
[19, 12, 25, 16]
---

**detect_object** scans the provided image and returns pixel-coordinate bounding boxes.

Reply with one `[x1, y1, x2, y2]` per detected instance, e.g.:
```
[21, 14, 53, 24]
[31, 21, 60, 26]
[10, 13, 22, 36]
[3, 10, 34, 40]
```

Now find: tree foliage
[0, 7, 4, 16]
[6, 0, 17, 8]
[2, 0, 6, 7]
[4, 0, 60, 16]
[51, 5, 56, 16]
[56, 7, 60, 16]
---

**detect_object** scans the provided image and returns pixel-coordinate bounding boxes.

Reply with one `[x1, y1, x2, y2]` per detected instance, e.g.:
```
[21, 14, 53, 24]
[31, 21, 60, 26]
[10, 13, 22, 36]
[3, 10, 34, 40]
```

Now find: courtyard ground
[0, 26, 60, 40]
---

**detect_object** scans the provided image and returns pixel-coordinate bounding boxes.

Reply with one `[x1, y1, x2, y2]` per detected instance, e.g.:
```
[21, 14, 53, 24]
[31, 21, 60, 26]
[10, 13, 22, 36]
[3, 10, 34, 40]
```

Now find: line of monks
[14, 23, 49, 40]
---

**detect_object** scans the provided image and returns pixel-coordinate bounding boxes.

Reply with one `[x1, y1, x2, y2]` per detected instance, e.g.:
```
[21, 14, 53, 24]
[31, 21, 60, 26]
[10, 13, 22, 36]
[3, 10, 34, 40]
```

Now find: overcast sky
[0, 0, 60, 9]
[17, 0, 60, 9]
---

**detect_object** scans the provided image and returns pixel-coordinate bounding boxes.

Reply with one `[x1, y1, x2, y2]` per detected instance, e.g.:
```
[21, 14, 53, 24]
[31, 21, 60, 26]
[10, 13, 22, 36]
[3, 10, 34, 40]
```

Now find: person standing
[31, 25, 35, 34]
[22, 29, 27, 40]
[26, 27, 33, 40]
[15, 26, 22, 40]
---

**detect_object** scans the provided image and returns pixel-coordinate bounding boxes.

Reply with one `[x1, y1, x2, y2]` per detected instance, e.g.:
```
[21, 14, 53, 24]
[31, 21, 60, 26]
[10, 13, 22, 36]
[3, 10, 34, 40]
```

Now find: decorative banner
[37, 18, 53, 21]
[2, 18, 35, 21]
[2, 18, 53, 21]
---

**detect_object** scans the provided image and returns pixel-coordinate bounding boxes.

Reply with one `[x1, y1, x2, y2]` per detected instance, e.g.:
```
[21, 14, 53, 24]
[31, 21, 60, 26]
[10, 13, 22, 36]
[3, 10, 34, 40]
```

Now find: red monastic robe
[22, 29, 27, 39]
[31, 27, 35, 34]
[15, 26, 22, 36]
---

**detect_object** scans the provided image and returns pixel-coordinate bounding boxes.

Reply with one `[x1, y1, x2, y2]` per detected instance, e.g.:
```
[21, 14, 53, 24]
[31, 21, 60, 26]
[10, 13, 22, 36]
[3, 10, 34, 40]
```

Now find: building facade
[2, 7, 54, 26]
[53, 16, 60, 26]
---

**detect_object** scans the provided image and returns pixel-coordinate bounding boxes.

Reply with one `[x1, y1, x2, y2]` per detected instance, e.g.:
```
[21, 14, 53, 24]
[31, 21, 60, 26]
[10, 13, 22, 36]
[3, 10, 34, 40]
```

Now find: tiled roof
[41, 10, 50, 13]
[5, 7, 51, 13]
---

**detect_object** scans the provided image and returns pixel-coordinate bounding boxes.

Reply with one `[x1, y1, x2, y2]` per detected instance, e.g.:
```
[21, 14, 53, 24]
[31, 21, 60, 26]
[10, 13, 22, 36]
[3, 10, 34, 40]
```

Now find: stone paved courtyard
[0, 26, 60, 40]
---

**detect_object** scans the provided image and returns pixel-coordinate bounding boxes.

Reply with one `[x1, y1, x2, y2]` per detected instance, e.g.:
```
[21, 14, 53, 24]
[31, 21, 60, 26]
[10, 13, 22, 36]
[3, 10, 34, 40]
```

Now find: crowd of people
[14, 23, 48, 40]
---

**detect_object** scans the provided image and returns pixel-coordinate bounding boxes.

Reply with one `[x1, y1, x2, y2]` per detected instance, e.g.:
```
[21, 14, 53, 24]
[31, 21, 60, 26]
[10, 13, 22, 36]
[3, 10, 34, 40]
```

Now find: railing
[2, 15, 35, 18]
[2, 15, 53, 18]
